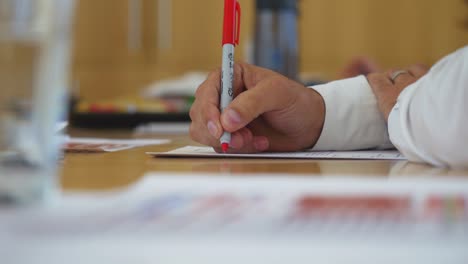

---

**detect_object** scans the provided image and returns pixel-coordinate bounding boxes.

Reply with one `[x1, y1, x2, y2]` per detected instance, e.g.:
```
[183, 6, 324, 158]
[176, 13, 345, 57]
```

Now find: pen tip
[221, 143, 229, 153]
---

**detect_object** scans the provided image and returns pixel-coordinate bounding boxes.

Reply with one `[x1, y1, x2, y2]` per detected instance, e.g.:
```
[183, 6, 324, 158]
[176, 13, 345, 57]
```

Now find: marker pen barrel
[220, 44, 235, 153]
[219, 0, 240, 153]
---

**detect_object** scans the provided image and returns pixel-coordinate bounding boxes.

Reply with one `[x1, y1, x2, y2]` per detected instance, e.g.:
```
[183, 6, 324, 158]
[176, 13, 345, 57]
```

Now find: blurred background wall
[72, 0, 468, 101]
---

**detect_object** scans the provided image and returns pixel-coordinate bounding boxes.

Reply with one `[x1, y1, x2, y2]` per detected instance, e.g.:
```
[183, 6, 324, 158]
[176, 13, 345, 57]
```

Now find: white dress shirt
[311, 46, 468, 168]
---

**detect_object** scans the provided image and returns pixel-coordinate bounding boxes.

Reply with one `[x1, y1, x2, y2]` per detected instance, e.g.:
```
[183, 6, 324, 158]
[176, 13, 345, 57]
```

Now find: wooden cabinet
[72, 0, 158, 100]
[299, 0, 468, 79]
[71, 0, 253, 101]
[73, 0, 136, 65]
[72, 0, 468, 101]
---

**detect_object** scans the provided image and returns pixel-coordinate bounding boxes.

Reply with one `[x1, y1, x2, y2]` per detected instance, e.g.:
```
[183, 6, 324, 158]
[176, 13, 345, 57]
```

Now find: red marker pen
[220, 0, 241, 153]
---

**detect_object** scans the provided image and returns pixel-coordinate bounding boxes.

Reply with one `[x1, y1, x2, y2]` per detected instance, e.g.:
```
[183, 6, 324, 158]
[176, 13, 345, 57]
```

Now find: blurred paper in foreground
[0, 174, 467, 263]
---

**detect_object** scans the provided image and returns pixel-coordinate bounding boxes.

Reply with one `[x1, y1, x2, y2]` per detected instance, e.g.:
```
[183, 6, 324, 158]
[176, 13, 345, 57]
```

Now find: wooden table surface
[61, 128, 468, 191]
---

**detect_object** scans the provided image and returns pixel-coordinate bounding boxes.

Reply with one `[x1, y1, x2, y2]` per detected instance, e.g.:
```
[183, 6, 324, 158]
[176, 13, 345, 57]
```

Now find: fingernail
[254, 137, 269, 151]
[225, 109, 242, 126]
[207, 121, 218, 138]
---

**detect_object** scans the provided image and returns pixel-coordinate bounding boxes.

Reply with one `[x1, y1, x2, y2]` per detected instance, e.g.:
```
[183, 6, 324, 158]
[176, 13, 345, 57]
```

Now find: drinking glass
[0, 0, 75, 204]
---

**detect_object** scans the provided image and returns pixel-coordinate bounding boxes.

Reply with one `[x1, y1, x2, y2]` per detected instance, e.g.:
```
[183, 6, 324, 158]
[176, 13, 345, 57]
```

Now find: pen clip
[235, 1, 241, 45]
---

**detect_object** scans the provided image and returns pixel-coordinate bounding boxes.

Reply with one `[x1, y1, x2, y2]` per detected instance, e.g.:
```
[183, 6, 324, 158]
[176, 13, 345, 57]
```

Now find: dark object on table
[69, 96, 193, 129]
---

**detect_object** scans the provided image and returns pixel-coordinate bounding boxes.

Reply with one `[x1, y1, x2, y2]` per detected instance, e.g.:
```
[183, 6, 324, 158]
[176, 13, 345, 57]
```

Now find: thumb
[220, 78, 296, 132]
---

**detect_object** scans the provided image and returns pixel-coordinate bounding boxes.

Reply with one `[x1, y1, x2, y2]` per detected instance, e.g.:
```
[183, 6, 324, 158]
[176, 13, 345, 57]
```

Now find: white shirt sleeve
[308, 46, 468, 168]
[388, 46, 468, 168]
[310, 75, 393, 151]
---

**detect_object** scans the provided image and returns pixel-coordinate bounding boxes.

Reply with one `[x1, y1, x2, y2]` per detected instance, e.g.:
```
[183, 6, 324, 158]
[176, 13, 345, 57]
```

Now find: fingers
[212, 128, 270, 154]
[233, 128, 270, 153]
[340, 56, 381, 78]
[408, 64, 429, 79]
[239, 63, 279, 90]
[367, 72, 400, 121]
[192, 70, 222, 130]
[189, 112, 221, 147]
[190, 62, 304, 153]
[387, 64, 428, 87]
[368, 63, 429, 123]
[189, 70, 223, 147]
[232, 63, 247, 97]
[229, 128, 269, 153]
[369, 72, 394, 92]
[220, 76, 297, 132]
[189, 63, 251, 149]
[394, 72, 416, 88]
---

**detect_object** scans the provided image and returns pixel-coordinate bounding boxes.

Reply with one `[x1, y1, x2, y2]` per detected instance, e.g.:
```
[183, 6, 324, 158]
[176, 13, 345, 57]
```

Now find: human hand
[367, 64, 429, 121]
[189, 63, 325, 153]
[339, 56, 381, 78]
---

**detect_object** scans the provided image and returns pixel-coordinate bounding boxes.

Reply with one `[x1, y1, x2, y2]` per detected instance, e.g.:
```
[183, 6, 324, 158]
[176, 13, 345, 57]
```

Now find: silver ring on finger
[390, 70, 410, 82]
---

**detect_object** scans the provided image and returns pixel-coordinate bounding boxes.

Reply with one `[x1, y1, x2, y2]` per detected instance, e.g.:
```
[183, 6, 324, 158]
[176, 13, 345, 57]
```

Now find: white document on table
[65, 137, 170, 152]
[148, 146, 406, 160]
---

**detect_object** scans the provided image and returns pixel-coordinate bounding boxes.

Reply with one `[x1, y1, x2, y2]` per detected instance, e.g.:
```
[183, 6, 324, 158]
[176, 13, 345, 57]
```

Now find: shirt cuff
[310, 75, 393, 151]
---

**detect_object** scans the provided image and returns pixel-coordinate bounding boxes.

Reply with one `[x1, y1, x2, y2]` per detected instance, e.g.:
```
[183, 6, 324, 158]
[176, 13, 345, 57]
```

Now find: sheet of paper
[148, 145, 406, 160]
[1, 174, 467, 264]
[3, 173, 468, 237]
[64, 137, 170, 153]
